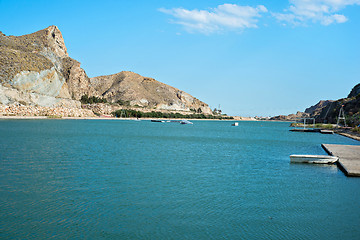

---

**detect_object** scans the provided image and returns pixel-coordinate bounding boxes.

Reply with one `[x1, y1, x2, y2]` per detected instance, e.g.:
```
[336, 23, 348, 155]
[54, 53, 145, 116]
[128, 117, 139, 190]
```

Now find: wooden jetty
[322, 144, 360, 177]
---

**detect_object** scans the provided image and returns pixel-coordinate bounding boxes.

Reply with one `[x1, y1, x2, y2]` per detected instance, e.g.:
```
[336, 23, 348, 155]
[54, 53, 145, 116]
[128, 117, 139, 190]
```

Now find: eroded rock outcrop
[0, 25, 94, 106]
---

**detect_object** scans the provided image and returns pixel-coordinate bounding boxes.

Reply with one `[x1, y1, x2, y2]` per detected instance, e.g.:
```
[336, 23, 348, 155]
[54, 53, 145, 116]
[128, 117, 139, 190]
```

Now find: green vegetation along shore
[112, 109, 234, 120]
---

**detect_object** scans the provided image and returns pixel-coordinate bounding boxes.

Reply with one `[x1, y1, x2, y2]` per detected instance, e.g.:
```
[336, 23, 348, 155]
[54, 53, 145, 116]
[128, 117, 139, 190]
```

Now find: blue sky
[1, 0, 359, 116]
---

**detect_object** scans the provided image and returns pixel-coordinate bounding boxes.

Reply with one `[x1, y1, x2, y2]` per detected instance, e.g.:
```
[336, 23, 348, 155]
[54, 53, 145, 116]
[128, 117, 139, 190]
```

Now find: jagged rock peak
[3, 25, 68, 58]
[0, 25, 94, 105]
[34, 25, 68, 58]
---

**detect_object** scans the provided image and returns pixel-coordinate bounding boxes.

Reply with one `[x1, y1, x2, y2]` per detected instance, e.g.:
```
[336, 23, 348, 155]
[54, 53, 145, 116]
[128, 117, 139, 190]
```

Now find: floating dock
[322, 144, 360, 177]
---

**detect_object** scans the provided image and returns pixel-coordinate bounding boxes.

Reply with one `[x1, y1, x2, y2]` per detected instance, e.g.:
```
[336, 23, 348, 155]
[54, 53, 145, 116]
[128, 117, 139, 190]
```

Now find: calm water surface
[0, 120, 359, 239]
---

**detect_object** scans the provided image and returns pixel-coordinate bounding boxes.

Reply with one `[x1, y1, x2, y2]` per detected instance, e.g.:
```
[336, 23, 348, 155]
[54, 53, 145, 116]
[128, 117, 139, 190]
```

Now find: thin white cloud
[273, 0, 360, 26]
[159, 4, 268, 34]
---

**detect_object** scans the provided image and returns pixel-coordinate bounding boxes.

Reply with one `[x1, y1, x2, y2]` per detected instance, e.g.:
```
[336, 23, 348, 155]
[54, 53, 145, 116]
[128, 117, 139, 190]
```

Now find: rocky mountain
[269, 83, 360, 126]
[304, 100, 334, 117]
[0, 26, 95, 108]
[313, 93, 360, 126]
[0, 26, 212, 114]
[304, 83, 360, 126]
[269, 111, 309, 121]
[90, 72, 211, 114]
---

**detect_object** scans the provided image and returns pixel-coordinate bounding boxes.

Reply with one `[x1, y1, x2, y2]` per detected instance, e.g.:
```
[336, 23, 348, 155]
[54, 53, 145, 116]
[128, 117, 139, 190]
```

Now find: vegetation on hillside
[290, 123, 335, 129]
[112, 109, 233, 120]
[80, 95, 107, 104]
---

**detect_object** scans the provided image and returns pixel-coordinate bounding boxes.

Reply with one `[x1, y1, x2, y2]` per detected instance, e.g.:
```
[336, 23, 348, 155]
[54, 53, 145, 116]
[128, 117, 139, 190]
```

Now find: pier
[322, 144, 360, 177]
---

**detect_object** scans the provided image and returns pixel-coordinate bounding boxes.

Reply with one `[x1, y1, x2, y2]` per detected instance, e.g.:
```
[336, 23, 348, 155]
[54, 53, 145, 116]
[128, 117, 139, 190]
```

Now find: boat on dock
[290, 154, 338, 164]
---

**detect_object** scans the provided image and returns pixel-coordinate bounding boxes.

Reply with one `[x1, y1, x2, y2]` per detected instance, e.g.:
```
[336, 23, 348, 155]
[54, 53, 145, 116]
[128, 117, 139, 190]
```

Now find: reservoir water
[1, 120, 359, 239]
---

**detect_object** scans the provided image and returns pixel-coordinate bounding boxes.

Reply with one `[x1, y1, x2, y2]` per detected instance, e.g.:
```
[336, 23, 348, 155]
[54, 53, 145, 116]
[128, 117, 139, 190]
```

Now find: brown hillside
[90, 71, 212, 114]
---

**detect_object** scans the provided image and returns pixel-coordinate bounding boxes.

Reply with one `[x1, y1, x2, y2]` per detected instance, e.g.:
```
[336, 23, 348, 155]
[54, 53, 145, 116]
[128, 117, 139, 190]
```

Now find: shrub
[80, 94, 107, 104]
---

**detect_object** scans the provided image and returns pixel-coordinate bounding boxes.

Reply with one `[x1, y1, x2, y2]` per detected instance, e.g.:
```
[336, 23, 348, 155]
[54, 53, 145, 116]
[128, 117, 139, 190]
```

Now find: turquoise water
[0, 120, 360, 239]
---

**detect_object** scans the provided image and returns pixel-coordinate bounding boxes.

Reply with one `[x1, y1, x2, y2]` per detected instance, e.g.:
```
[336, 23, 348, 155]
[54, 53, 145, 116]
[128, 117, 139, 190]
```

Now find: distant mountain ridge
[0, 26, 212, 114]
[311, 84, 360, 126]
[269, 83, 360, 125]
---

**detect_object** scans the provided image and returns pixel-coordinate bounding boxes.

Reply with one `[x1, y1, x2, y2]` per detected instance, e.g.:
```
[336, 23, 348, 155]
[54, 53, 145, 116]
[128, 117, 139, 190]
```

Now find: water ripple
[1, 120, 359, 239]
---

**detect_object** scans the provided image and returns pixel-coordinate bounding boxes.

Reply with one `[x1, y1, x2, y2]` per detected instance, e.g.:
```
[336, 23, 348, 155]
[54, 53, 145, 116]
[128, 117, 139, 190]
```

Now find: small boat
[290, 155, 338, 164]
[320, 129, 334, 134]
[232, 122, 239, 126]
[180, 120, 193, 125]
[151, 120, 165, 123]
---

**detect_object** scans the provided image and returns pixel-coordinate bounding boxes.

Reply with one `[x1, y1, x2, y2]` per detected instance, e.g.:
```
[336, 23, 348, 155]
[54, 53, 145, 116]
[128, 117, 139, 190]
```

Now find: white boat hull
[290, 155, 338, 164]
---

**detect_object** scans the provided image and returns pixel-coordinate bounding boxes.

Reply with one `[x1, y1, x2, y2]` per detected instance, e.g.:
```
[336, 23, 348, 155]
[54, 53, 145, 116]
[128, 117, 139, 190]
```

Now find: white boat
[290, 154, 338, 164]
[232, 122, 239, 126]
[320, 129, 334, 134]
[180, 120, 193, 125]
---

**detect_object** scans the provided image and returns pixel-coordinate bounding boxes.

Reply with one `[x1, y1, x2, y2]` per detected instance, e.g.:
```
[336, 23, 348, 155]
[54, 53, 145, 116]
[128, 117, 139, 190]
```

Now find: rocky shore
[335, 129, 360, 142]
[0, 104, 95, 117]
[0, 103, 212, 118]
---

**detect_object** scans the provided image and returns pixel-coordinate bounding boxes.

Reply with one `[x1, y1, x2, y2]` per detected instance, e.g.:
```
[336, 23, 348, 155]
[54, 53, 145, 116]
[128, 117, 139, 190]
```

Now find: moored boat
[180, 120, 193, 124]
[290, 154, 338, 164]
[320, 129, 334, 134]
[151, 120, 165, 123]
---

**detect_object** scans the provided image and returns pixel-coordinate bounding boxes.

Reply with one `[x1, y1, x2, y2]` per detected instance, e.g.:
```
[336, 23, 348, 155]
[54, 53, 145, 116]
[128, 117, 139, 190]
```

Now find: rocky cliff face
[270, 83, 360, 126]
[0, 26, 212, 114]
[304, 100, 334, 117]
[0, 26, 95, 107]
[90, 71, 212, 114]
[304, 83, 360, 126]
[313, 95, 360, 126]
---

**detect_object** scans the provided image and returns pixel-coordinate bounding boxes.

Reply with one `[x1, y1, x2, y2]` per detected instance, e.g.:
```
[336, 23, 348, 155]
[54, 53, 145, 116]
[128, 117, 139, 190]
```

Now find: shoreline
[335, 130, 360, 142]
[0, 115, 253, 121]
[1, 115, 359, 141]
